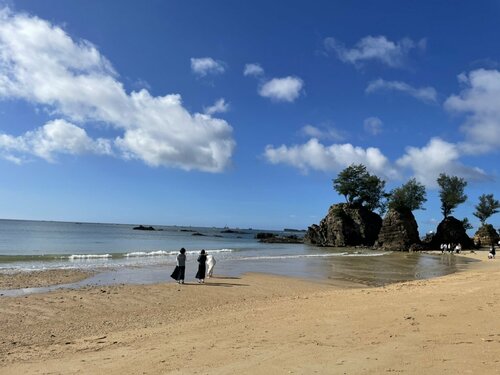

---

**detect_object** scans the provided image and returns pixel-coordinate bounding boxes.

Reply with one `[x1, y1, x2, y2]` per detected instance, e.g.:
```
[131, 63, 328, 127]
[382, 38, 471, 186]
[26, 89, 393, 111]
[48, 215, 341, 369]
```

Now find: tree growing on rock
[332, 164, 386, 212]
[437, 173, 467, 218]
[376, 179, 427, 251]
[387, 178, 427, 213]
[473, 194, 500, 225]
[461, 217, 473, 231]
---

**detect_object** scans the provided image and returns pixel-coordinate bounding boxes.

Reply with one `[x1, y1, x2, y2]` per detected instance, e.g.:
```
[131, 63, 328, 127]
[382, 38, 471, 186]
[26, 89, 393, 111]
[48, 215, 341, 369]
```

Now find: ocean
[0, 219, 475, 290]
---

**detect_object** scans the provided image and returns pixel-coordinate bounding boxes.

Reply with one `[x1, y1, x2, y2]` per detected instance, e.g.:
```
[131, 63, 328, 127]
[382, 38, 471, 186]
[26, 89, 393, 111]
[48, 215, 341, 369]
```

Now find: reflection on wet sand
[219, 249, 478, 288]
[321, 252, 475, 286]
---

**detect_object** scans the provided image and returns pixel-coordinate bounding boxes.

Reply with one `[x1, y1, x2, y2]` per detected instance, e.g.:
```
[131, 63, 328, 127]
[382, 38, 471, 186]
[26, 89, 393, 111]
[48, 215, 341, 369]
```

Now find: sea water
[0, 219, 476, 291]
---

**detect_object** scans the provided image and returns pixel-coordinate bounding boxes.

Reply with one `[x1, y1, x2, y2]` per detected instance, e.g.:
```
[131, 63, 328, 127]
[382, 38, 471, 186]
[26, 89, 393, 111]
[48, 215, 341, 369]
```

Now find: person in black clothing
[195, 249, 207, 283]
[171, 248, 186, 283]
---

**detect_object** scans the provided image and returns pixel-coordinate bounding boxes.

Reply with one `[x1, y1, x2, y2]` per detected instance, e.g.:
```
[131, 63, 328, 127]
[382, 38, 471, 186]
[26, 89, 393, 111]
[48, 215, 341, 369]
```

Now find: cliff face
[431, 216, 474, 249]
[305, 203, 382, 247]
[376, 209, 420, 251]
[473, 224, 499, 247]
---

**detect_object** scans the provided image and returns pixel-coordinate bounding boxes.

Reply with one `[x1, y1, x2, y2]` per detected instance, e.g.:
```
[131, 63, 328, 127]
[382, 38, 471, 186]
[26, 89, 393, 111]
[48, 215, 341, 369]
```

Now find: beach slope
[1, 253, 499, 374]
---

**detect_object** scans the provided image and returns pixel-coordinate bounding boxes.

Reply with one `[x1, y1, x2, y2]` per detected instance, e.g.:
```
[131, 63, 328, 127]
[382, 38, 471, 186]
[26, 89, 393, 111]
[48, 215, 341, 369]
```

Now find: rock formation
[258, 234, 303, 244]
[133, 225, 155, 231]
[305, 203, 382, 247]
[473, 224, 499, 247]
[430, 216, 474, 249]
[376, 208, 420, 251]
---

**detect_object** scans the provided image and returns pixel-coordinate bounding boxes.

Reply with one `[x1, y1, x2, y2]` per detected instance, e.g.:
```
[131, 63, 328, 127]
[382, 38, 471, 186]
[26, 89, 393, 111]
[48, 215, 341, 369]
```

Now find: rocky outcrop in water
[430, 216, 474, 249]
[473, 224, 499, 247]
[376, 209, 421, 251]
[305, 203, 382, 247]
[133, 225, 155, 231]
[255, 232, 303, 243]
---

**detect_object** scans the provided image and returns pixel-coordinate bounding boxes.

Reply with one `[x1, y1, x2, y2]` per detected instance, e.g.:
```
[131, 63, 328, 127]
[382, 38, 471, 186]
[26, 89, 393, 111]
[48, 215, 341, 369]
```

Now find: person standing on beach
[195, 249, 207, 283]
[489, 244, 496, 259]
[206, 254, 216, 278]
[171, 248, 186, 284]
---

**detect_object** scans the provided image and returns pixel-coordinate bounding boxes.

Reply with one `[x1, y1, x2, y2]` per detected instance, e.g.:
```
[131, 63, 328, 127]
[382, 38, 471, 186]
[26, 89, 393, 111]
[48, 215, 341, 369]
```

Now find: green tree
[333, 164, 386, 212]
[473, 194, 500, 225]
[436, 173, 467, 218]
[387, 178, 427, 212]
[461, 217, 473, 231]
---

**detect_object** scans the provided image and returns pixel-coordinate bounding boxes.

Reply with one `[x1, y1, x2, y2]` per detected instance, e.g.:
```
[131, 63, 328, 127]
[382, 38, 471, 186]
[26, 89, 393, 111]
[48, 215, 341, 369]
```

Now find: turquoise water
[0, 219, 476, 289]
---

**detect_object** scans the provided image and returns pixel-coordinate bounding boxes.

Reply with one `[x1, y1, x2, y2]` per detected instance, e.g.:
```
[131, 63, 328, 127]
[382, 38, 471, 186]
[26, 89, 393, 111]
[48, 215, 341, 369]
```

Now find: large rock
[431, 216, 474, 249]
[376, 209, 420, 251]
[305, 203, 382, 247]
[473, 224, 499, 248]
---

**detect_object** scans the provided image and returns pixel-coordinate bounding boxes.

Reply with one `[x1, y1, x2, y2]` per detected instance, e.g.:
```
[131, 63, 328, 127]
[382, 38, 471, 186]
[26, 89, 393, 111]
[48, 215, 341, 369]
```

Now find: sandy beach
[0, 269, 94, 290]
[1, 251, 499, 374]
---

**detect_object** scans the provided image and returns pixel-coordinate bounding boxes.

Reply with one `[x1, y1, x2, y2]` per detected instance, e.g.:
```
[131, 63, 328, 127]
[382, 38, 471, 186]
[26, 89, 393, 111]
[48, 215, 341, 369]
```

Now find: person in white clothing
[206, 254, 216, 278]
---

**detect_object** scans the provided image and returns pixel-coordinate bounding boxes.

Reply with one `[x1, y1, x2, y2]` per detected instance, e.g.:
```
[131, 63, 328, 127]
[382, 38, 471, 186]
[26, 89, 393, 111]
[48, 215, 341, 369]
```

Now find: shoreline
[1, 251, 499, 373]
[0, 250, 478, 294]
[0, 249, 484, 293]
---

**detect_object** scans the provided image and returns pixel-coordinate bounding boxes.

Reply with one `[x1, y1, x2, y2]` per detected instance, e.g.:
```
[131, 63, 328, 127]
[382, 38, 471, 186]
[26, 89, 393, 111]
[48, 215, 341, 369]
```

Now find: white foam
[67, 254, 112, 260]
[124, 248, 233, 258]
[125, 250, 176, 257]
[203, 249, 233, 254]
[344, 252, 389, 257]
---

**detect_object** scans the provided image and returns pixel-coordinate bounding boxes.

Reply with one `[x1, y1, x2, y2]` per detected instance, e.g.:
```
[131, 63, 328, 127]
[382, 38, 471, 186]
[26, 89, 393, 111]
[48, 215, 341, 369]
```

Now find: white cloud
[396, 137, 488, 187]
[300, 124, 345, 141]
[264, 137, 489, 188]
[324, 35, 424, 68]
[204, 98, 229, 115]
[243, 63, 264, 77]
[0, 8, 235, 172]
[243, 63, 303, 102]
[264, 138, 399, 180]
[259, 76, 303, 102]
[444, 69, 500, 153]
[366, 79, 437, 103]
[0, 119, 112, 163]
[190, 57, 225, 77]
[363, 117, 383, 135]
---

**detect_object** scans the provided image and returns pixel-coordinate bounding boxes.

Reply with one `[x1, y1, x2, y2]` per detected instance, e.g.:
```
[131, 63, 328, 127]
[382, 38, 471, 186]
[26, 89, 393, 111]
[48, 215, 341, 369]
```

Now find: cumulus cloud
[396, 137, 488, 187]
[204, 98, 229, 115]
[0, 8, 235, 171]
[363, 117, 383, 135]
[366, 79, 437, 103]
[324, 35, 425, 68]
[259, 76, 303, 102]
[264, 138, 399, 180]
[244, 63, 303, 103]
[0, 119, 112, 163]
[190, 57, 225, 77]
[264, 136, 489, 187]
[300, 124, 345, 141]
[243, 63, 264, 77]
[444, 69, 500, 153]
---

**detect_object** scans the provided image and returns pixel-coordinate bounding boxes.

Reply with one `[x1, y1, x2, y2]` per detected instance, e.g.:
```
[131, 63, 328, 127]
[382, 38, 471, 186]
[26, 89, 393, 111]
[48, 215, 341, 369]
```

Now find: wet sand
[1, 251, 500, 374]
[0, 269, 94, 290]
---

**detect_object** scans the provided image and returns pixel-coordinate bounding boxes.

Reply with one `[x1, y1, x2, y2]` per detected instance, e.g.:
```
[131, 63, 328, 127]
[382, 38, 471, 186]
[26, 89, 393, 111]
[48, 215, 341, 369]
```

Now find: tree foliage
[436, 173, 467, 218]
[461, 217, 473, 231]
[387, 178, 427, 212]
[473, 194, 500, 225]
[333, 164, 386, 212]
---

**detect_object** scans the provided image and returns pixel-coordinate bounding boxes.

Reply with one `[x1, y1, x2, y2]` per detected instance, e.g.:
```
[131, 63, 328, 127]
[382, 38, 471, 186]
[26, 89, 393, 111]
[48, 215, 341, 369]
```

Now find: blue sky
[0, 0, 499, 233]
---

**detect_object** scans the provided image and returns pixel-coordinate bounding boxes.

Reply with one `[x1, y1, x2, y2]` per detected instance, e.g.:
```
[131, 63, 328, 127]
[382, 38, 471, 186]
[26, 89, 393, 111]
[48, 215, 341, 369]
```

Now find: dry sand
[1, 252, 499, 374]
